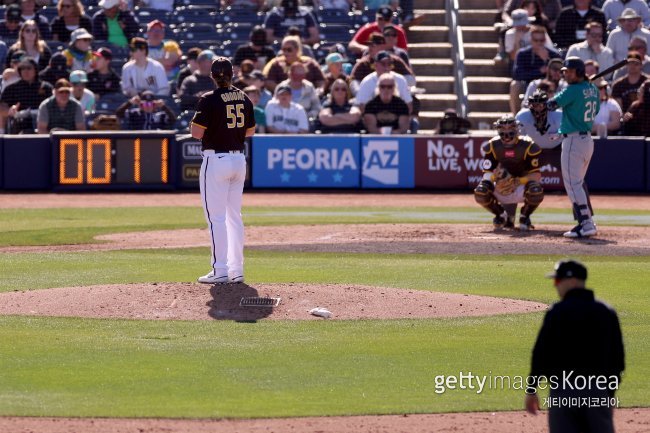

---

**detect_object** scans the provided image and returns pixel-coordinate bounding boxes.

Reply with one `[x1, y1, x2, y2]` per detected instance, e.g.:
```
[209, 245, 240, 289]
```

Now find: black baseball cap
[211, 56, 233, 79]
[374, 50, 392, 62]
[377, 6, 393, 20]
[275, 84, 291, 95]
[546, 259, 588, 280]
[7, 4, 21, 21]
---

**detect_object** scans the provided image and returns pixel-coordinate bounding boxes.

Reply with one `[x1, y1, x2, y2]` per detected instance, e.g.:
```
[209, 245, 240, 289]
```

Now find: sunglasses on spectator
[18, 66, 35, 71]
[282, 46, 294, 52]
[499, 131, 516, 139]
[61, 3, 73, 8]
[376, 16, 386, 21]
[588, 32, 603, 37]
[379, 83, 394, 89]
[630, 45, 646, 50]
[531, 37, 545, 42]
[332, 87, 347, 91]
[23, 28, 38, 33]
[384, 32, 397, 37]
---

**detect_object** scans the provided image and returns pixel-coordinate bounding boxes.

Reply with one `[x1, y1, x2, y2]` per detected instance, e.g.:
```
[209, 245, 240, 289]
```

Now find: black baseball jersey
[191, 86, 256, 152]
[481, 135, 541, 178]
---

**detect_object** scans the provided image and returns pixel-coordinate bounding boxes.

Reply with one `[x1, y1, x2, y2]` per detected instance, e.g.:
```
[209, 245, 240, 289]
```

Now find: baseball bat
[588, 59, 628, 82]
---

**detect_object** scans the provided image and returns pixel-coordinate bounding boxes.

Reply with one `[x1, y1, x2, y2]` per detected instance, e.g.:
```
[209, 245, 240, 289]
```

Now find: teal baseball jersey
[553, 80, 600, 134]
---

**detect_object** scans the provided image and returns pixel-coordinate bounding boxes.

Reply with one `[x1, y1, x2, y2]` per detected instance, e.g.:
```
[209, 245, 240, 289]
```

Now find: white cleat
[229, 275, 245, 283]
[563, 220, 597, 238]
[197, 271, 229, 284]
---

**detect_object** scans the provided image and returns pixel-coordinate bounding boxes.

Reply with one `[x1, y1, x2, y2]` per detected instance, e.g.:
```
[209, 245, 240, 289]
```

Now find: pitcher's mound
[0, 283, 546, 321]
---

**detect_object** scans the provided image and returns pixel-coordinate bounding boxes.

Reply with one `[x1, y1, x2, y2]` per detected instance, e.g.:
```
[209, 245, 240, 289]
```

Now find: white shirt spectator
[121, 58, 170, 97]
[606, 27, 650, 62]
[264, 99, 309, 132]
[602, 0, 650, 31]
[355, 71, 412, 106]
[73, 88, 96, 114]
[594, 98, 622, 125]
[504, 29, 554, 54]
[277, 78, 321, 118]
[565, 40, 615, 78]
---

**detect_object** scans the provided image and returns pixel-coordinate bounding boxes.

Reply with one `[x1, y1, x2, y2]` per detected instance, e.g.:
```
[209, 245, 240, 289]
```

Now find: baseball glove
[493, 165, 517, 195]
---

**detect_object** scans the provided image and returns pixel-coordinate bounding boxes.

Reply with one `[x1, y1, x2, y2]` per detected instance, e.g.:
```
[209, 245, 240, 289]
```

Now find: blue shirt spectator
[263, 0, 319, 46]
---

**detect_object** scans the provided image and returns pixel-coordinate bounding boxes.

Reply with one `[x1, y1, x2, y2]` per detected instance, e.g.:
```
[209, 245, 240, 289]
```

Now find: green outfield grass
[1, 206, 650, 246]
[0, 205, 648, 418]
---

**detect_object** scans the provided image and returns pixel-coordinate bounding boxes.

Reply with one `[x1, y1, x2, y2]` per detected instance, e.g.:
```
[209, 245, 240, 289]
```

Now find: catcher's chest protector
[490, 137, 535, 177]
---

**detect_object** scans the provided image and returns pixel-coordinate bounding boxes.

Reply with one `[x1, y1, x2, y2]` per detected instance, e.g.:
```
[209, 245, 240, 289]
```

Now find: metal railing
[445, 0, 469, 118]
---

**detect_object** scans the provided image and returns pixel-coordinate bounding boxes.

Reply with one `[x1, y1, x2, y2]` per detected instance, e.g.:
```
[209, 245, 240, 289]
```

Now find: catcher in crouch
[474, 115, 544, 231]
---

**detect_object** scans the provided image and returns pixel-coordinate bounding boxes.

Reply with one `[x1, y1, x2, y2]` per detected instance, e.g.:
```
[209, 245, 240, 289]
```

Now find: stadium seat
[134, 7, 171, 24]
[96, 93, 129, 111]
[217, 6, 264, 25]
[319, 23, 355, 44]
[174, 110, 195, 132]
[174, 0, 217, 8]
[316, 8, 354, 25]
[173, 6, 218, 25]
[39, 6, 59, 21]
[173, 22, 217, 41]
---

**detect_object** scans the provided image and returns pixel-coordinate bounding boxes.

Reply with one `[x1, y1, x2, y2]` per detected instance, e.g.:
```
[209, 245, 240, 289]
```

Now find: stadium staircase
[407, 0, 512, 132]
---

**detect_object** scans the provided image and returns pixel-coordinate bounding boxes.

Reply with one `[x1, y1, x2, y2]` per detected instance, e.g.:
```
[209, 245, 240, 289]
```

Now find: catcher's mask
[528, 89, 548, 118]
[494, 115, 519, 143]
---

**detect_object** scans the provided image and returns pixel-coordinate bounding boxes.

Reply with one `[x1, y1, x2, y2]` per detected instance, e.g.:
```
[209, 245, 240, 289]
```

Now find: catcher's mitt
[493, 165, 517, 195]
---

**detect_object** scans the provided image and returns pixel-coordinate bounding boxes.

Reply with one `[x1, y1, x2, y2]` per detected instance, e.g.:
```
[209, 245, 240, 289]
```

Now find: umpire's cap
[211, 56, 233, 80]
[546, 259, 588, 280]
[561, 57, 586, 76]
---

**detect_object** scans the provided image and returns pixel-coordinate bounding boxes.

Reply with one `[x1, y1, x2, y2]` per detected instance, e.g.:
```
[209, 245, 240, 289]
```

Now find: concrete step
[406, 25, 448, 43]
[416, 76, 455, 93]
[464, 59, 510, 77]
[409, 42, 452, 58]
[463, 42, 499, 60]
[460, 9, 499, 26]
[467, 94, 510, 112]
[418, 94, 458, 111]
[462, 26, 498, 43]
[414, 0, 443, 9]
[410, 58, 454, 76]
[466, 77, 511, 94]
[413, 9, 445, 26]
[467, 112, 512, 130]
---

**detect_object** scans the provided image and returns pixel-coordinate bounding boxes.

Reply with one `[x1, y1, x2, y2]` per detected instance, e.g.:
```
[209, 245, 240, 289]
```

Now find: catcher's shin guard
[520, 181, 544, 217]
[474, 180, 505, 216]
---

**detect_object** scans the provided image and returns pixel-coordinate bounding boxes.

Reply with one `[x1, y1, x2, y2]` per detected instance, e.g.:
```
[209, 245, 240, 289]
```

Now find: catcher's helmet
[561, 56, 585, 76]
[211, 56, 233, 80]
[493, 115, 519, 130]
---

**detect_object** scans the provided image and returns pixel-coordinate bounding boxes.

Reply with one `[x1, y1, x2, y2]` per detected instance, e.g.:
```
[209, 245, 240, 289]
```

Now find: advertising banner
[361, 136, 414, 188]
[586, 138, 646, 191]
[252, 135, 360, 188]
[3, 135, 51, 190]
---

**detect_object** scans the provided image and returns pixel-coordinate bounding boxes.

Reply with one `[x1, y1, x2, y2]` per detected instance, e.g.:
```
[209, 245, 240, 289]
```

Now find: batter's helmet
[561, 57, 585, 76]
[211, 56, 233, 81]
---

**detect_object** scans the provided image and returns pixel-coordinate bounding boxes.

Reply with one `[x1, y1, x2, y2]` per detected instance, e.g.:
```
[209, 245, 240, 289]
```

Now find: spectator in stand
[523, 58, 565, 101]
[382, 24, 410, 67]
[351, 33, 414, 91]
[0, 5, 22, 43]
[349, 6, 407, 56]
[328, 42, 353, 74]
[233, 25, 276, 70]
[510, 25, 561, 113]
[250, 70, 272, 107]
[36, 78, 85, 133]
[232, 59, 256, 90]
[69, 69, 95, 114]
[243, 85, 266, 133]
[145, 20, 182, 80]
[138, 0, 175, 12]
[320, 52, 349, 99]
[606, 8, 650, 63]
[355, 51, 412, 111]
[612, 51, 648, 112]
[501, 0, 562, 30]
[5, 20, 51, 71]
[277, 61, 321, 119]
[622, 80, 650, 135]
[1, 50, 24, 94]
[62, 28, 95, 72]
[50, 0, 92, 43]
[601, 0, 650, 31]
[552, 0, 606, 50]
[92, 0, 140, 48]
[613, 37, 650, 80]
[265, 84, 309, 133]
[0, 57, 53, 133]
[312, 0, 360, 10]
[286, 26, 315, 58]
[499, 8, 553, 63]
[176, 47, 201, 90]
[362, 72, 409, 134]
[178, 49, 216, 110]
[18, 0, 51, 40]
[592, 78, 621, 135]
[221, 0, 265, 9]
[121, 37, 169, 96]
[565, 21, 614, 79]
[263, 0, 319, 46]
[262, 35, 324, 92]
[584, 58, 599, 77]
[38, 52, 69, 86]
[520, 0, 551, 29]
[317, 78, 362, 133]
[115, 89, 175, 130]
[87, 47, 121, 96]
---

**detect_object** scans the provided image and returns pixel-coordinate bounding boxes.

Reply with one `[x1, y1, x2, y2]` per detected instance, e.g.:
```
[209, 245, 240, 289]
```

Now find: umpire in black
[525, 259, 625, 433]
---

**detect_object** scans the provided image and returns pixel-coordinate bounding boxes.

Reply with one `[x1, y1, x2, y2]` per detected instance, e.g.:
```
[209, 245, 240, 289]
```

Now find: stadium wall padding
[0, 133, 648, 192]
